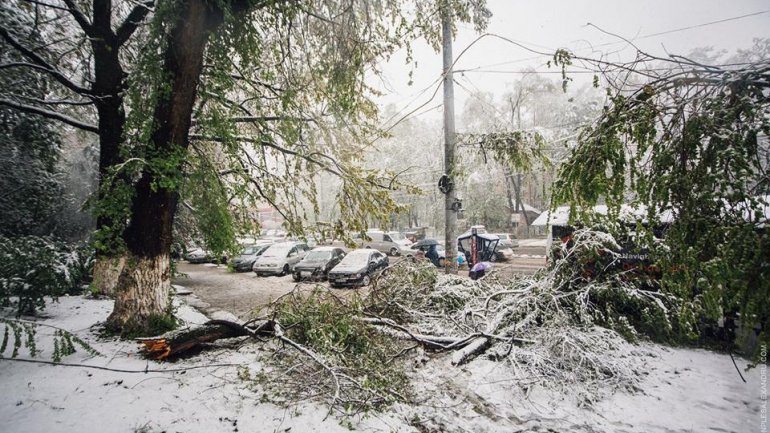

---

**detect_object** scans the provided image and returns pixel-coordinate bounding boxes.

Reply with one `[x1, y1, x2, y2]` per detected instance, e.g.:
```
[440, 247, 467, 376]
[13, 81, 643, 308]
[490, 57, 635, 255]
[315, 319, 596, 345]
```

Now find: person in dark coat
[425, 244, 440, 267]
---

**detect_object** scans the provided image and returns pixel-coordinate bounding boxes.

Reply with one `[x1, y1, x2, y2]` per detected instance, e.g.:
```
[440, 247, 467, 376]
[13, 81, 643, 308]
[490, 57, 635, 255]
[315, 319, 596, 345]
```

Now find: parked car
[405, 239, 443, 266]
[406, 241, 466, 268]
[328, 249, 389, 287]
[492, 233, 519, 249]
[185, 247, 210, 264]
[253, 242, 310, 276]
[230, 244, 271, 272]
[359, 230, 413, 256]
[292, 247, 346, 281]
[491, 233, 518, 261]
[184, 247, 226, 264]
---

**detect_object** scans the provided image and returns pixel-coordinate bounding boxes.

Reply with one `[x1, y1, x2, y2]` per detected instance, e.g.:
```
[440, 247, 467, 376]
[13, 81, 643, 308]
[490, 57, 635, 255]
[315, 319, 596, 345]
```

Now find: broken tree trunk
[139, 319, 274, 360]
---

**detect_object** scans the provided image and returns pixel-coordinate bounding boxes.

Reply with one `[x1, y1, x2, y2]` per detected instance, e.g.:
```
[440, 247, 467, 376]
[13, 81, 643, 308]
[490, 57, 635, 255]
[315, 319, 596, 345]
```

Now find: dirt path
[173, 262, 302, 319]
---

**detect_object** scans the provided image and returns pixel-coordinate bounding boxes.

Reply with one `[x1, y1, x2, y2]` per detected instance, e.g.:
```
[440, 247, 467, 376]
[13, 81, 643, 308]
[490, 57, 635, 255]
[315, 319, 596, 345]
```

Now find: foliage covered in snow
[0, 236, 93, 315]
[364, 229, 692, 397]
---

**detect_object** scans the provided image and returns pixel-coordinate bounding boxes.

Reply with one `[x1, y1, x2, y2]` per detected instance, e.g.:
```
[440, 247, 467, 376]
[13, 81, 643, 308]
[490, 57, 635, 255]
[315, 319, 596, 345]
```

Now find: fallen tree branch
[357, 316, 469, 350]
[138, 319, 256, 360]
[269, 322, 342, 418]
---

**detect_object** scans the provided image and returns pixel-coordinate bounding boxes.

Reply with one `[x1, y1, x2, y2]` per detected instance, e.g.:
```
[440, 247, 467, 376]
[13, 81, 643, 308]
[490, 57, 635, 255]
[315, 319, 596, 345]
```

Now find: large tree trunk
[106, 0, 229, 335]
[92, 256, 126, 297]
[108, 255, 171, 332]
[90, 0, 131, 296]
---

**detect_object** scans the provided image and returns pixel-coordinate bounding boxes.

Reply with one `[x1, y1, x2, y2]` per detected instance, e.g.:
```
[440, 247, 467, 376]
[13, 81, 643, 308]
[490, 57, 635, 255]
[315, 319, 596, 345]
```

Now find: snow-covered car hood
[329, 264, 366, 274]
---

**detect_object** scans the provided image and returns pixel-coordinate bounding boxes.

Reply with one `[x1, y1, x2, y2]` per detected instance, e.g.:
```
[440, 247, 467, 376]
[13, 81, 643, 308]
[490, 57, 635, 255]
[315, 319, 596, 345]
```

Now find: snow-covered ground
[0, 296, 763, 433]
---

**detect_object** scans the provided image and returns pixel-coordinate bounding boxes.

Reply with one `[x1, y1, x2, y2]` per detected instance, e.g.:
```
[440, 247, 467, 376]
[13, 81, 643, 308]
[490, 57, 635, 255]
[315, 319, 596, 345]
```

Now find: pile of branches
[362, 229, 690, 393]
[140, 229, 691, 415]
[140, 286, 412, 419]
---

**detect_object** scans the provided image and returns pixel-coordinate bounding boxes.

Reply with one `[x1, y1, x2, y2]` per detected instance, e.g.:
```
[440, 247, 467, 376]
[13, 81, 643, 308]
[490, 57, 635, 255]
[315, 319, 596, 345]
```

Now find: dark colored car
[230, 244, 271, 272]
[292, 247, 346, 281]
[328, 249, 388, 288]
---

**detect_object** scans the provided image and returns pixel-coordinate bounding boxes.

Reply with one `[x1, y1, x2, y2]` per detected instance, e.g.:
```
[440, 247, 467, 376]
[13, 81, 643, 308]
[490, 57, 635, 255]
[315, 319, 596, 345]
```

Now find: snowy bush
[542, 228, 695, 342]
[0, 236, 93, 315]
[263, 287, 411, 416]
[366, 261, 440, 321]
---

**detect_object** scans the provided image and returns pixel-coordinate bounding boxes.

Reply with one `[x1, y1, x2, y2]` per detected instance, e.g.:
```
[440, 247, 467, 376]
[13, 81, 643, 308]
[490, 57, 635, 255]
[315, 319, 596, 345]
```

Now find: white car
[359, 230, 413, 256]
[253, 242, 309, 276]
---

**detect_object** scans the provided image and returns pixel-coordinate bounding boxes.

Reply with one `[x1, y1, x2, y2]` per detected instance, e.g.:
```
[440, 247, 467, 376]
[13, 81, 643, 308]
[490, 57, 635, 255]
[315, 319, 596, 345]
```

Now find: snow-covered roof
[531, 204, 673, 227]
[457, 232, 500, 241]
[533, 197, 769, 227]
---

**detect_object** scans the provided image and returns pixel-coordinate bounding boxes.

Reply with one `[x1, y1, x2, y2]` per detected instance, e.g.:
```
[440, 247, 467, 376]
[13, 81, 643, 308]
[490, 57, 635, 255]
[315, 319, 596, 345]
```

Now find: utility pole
[441, 5, 458, 274]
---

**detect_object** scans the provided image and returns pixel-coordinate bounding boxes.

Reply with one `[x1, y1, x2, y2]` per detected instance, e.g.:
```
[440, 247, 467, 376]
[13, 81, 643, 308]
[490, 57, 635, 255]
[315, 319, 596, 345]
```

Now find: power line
[621, 9, 770, 42]
[456, 10, 770, 75]
[376, 9, 769, 135]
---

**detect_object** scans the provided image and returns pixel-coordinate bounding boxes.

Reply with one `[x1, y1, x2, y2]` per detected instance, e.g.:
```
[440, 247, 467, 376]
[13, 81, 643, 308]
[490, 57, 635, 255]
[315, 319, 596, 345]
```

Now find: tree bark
[89, 0, 137, 296]
[106, 0, 228, 335]
[108, 254, 171, 333]
[92, 255, 126, 297]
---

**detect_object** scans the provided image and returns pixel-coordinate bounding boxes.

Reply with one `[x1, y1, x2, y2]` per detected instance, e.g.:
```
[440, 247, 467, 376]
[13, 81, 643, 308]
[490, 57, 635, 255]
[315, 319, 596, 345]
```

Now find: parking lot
[173, 244, 546, 319]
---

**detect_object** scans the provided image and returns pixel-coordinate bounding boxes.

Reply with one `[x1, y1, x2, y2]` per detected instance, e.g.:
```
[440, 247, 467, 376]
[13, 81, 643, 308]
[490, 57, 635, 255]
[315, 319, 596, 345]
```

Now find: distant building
[257, 206, 284, 229]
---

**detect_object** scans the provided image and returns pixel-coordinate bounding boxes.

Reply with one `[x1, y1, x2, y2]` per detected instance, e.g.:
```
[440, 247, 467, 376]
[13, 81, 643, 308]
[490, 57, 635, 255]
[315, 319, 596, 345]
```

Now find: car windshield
[305, 251, 331, 261]
[241, 247, 259, 255]
[388, 232, 406, 241]
[338, 251, 371, 266]
[261, 245, 292, 258]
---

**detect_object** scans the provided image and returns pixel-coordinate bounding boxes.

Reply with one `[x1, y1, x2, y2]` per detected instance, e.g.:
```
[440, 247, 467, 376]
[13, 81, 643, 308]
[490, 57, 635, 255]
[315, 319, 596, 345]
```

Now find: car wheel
[490, 254, 497, 263]
[361, 275, 371, 286]
[281, 264, 289, 276]
[292, 272, 300, 282]
[389, 247, 398, 256]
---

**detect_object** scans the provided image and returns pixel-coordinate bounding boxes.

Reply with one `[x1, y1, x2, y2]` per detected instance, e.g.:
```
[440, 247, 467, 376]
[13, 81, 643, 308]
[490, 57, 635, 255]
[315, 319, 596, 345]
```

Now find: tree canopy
[552, 41, 770, 350]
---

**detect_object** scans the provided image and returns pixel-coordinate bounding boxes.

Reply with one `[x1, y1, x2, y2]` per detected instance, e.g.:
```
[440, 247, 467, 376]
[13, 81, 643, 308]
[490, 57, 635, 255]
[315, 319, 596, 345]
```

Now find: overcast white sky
[373, 0, 770, 121]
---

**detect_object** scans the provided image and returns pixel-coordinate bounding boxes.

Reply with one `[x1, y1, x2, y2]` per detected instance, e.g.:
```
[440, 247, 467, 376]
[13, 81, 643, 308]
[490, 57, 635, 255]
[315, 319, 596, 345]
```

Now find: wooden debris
[138, 320, 254, 360]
